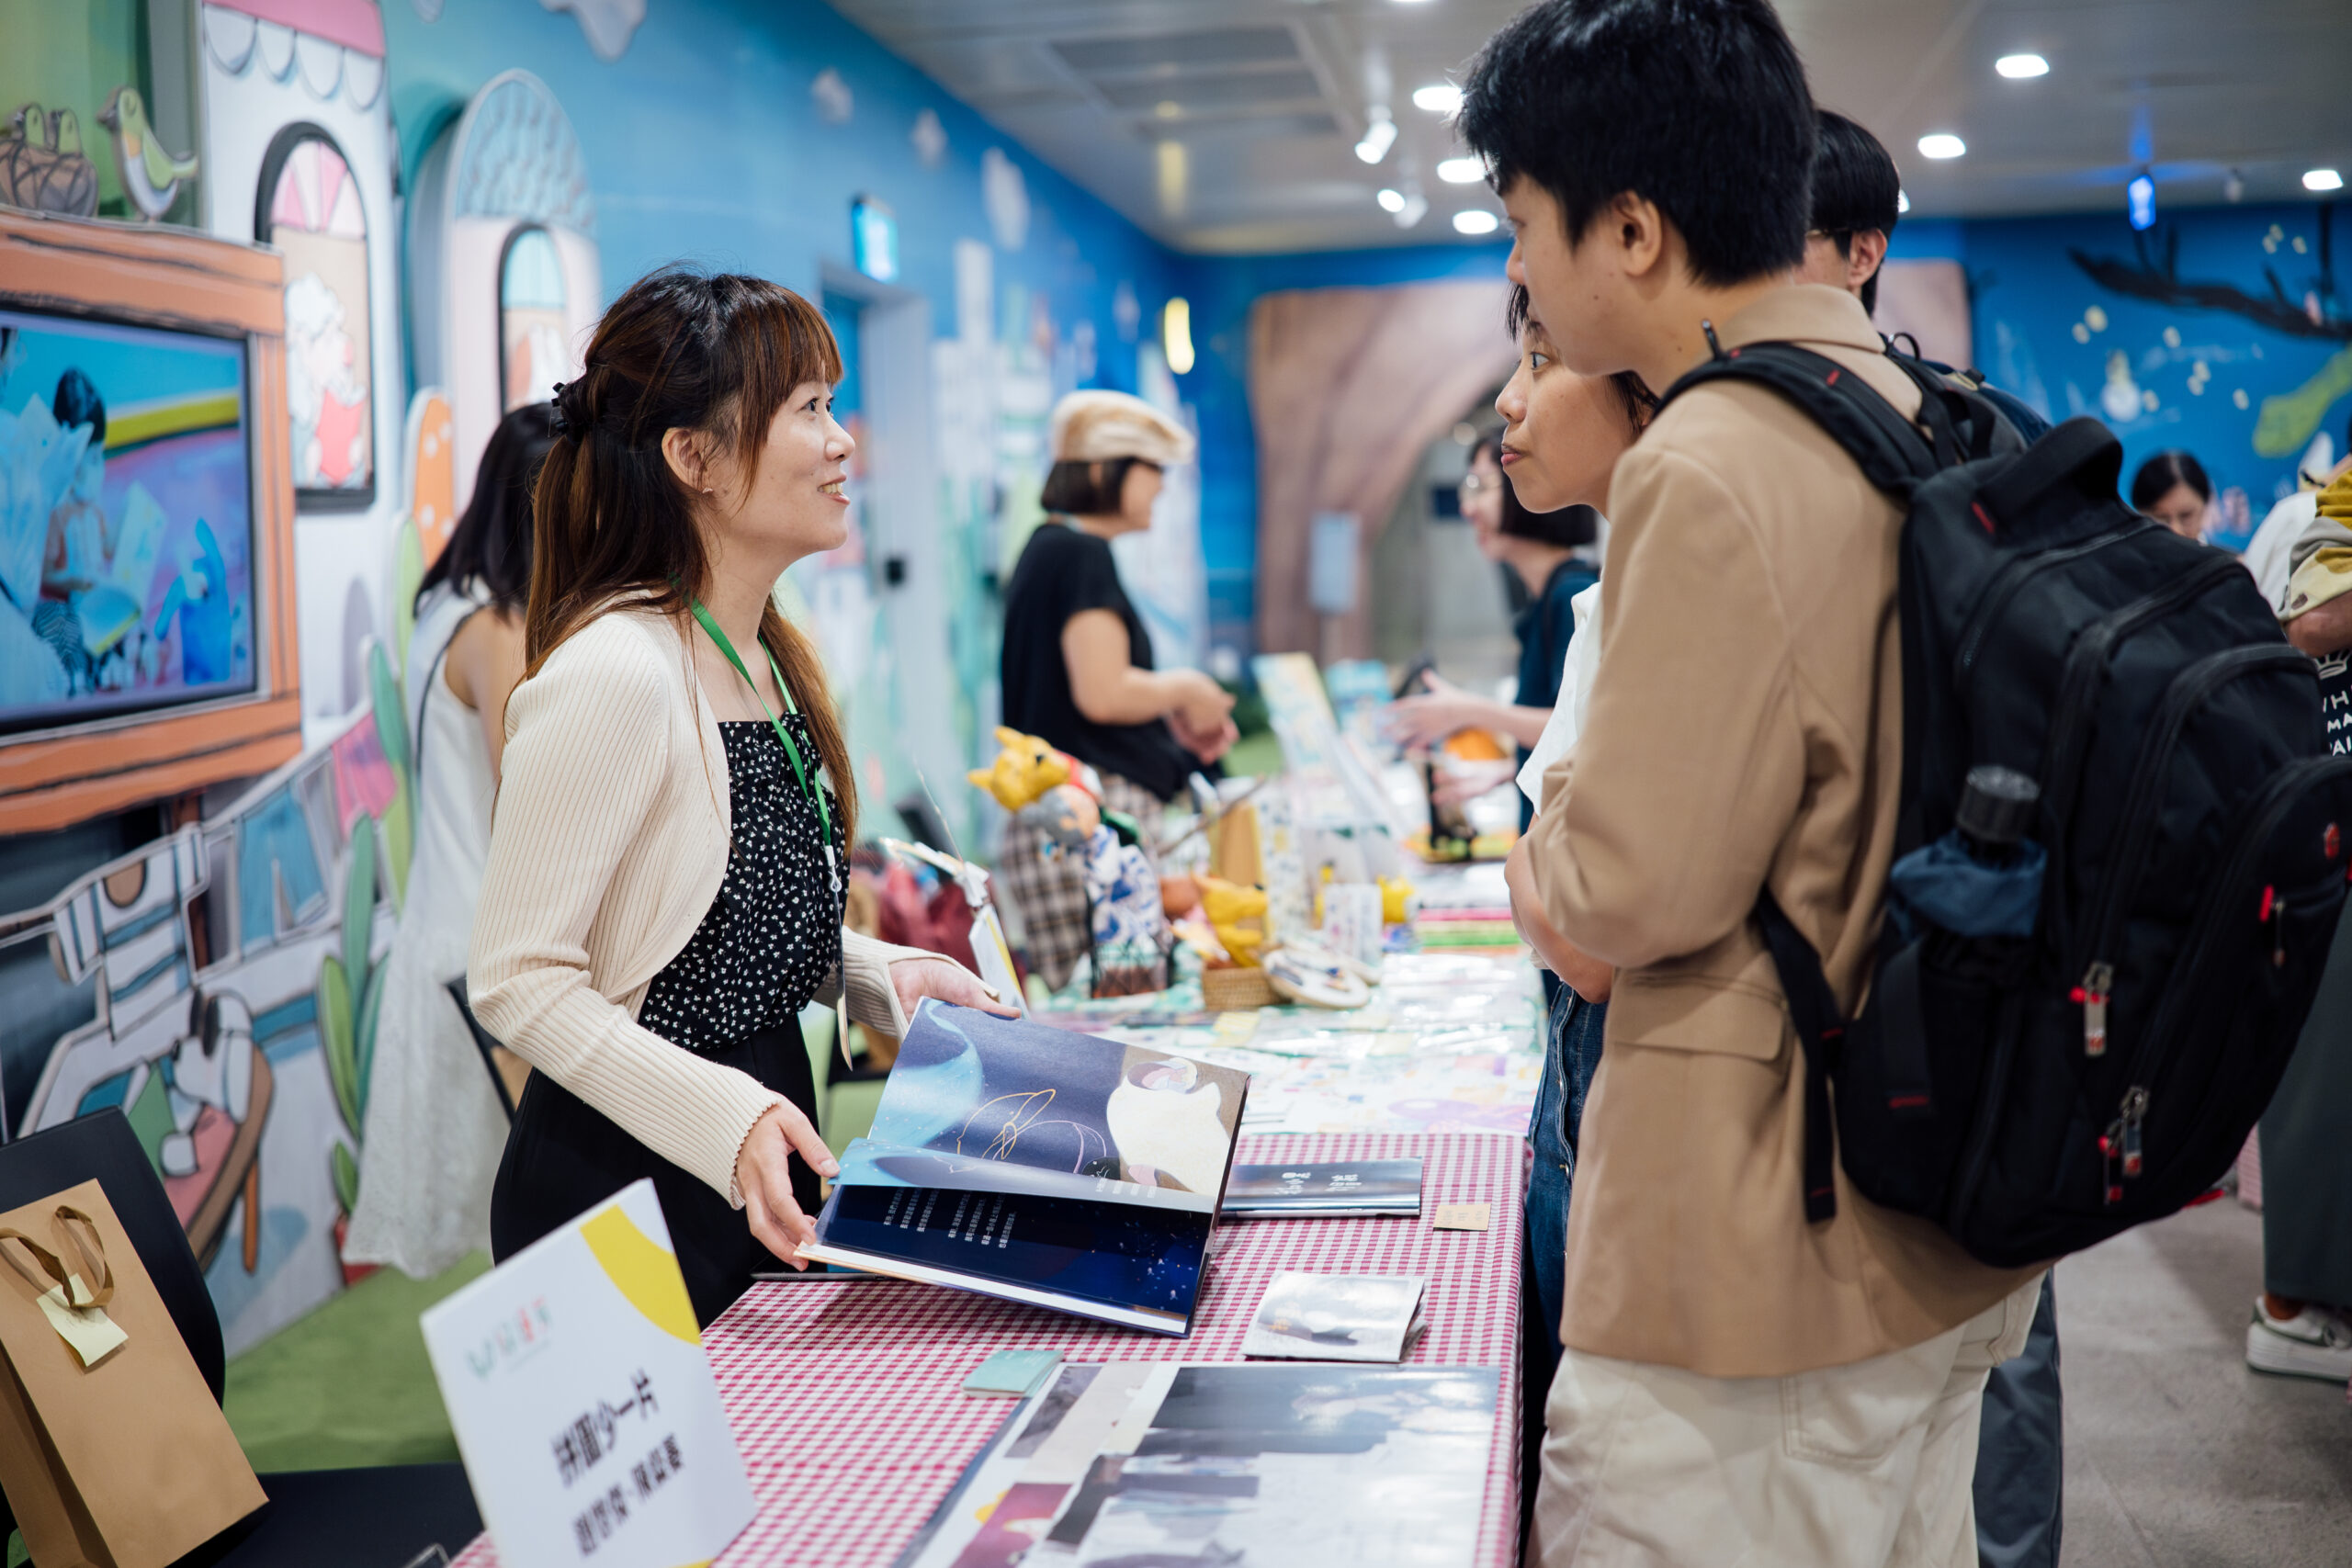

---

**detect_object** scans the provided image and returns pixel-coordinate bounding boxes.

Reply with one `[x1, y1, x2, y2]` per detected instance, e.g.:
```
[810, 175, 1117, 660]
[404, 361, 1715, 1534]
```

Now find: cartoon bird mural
[0, 101, 98, 217]
[96, 86, 198, 222]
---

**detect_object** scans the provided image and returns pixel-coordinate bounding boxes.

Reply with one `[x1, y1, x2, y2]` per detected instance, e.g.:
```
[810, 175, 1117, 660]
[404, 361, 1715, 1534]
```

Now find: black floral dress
[492, 720, 846, 1326]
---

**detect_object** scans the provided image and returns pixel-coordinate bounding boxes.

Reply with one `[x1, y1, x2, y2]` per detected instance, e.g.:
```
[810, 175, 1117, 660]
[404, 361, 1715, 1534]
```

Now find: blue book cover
[803, 1002, 1251, 1334]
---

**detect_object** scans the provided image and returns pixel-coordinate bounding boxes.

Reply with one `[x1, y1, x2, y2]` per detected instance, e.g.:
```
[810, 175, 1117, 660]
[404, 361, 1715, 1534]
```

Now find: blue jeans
[1526, 976, 1607, 1365]
[1520, 976, 1606, 1548]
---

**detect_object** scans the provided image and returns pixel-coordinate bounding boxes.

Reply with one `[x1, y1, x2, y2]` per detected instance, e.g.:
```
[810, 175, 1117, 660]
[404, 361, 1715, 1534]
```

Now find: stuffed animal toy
[969, 727, 1102, 850]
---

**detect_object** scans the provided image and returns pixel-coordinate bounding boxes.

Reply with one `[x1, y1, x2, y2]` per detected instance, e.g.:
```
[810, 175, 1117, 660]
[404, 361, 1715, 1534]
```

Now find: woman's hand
[735, 1102, 840, 1269]
[1169, 706, 1239, 763]
[1506, 833, 1613, 1003]
[1164, 670, 1237, 738]
[1430, 758, 1519, 806]
[889, 954, 1022, 1023]
[1385, 672, 1478, 750]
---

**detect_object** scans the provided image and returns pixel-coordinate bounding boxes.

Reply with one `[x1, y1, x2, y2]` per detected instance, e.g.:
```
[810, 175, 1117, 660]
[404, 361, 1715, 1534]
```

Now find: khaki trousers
[1529, 1275, 2046, 1568]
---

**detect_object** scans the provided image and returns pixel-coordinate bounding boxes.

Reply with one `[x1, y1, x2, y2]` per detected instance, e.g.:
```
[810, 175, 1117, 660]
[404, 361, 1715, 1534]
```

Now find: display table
[452, 1129, 1525, 1568]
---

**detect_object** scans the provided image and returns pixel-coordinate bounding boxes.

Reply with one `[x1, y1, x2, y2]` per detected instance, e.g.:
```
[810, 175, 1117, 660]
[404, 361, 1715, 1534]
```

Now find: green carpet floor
[222, 1249, 488, 1472]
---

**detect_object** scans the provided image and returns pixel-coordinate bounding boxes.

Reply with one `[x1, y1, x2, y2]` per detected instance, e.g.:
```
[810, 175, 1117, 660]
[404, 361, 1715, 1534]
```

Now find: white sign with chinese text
[421, 1179, 756, 1568]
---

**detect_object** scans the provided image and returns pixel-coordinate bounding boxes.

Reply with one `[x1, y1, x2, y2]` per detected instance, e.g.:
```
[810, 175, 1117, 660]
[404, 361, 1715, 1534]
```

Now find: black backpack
[1657, 342, 2352, 1269]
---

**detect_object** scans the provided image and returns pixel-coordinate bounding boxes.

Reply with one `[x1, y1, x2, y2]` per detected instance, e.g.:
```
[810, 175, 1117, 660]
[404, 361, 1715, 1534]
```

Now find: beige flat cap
[1049, 389, 1196, 467]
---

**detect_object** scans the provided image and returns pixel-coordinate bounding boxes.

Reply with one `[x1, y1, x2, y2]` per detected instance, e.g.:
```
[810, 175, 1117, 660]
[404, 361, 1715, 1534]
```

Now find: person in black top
[997, 390, 1236, 988]
[1386, 295, 1649, 829]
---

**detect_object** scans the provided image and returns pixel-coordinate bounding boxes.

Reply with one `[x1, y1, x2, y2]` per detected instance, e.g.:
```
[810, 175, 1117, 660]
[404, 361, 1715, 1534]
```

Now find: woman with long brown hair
[468, 267, 1008, 1324]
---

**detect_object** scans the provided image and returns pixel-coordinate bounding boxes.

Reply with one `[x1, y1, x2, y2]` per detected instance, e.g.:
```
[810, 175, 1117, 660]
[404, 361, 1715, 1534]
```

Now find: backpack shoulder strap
[1755, 889, 1845, 1224]
[1657, 341, 1941, 499]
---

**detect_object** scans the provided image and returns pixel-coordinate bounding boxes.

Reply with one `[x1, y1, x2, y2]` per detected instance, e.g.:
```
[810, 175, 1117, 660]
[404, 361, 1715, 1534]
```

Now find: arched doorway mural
[257, 126, 373, 505]
[498, 226, 568, 412]
[408, 70, 600, 502]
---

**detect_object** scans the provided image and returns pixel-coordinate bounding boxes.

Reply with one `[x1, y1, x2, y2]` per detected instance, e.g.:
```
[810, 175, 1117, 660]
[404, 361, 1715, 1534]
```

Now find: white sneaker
[2245, 1297, 2352, 1382]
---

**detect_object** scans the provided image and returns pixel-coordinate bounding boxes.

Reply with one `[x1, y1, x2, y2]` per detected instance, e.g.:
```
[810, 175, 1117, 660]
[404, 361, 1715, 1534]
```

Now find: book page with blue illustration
[800, 1001, 1250, 1334]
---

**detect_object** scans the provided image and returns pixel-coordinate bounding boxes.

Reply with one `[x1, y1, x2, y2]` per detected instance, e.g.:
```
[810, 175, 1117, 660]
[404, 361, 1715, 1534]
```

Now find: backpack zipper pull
[2120, 1087, 2148, 1178]
[2099, 1122, 2125, 1204]
[2262, 884, 2285, 967]
[2073, 962, 2114, 1056]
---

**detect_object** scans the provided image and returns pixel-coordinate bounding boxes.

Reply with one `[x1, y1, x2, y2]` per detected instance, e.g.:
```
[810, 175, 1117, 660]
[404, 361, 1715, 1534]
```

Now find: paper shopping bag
[0, 1179, 266, 1568]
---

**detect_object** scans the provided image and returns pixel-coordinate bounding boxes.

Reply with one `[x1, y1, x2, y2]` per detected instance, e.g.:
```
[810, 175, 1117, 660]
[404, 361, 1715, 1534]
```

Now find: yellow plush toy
[968, 727, 1076, 812]
[1197, 876, 1269, 965]
[969, 727, 1103, 849]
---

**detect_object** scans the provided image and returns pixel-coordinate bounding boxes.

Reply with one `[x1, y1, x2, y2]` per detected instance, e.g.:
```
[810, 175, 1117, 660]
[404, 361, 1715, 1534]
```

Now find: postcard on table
[418, 1179, 755, 1568]
[1224, 1156, 1424, 1218]
[897, 1362, 1498, 1568]
[797, 1001, 1251, 1335]
[1240, 1271, 1428, 1362]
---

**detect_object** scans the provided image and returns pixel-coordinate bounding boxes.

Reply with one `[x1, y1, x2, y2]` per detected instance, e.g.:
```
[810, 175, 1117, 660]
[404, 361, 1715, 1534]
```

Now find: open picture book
[798, 1001, 1251, 1334]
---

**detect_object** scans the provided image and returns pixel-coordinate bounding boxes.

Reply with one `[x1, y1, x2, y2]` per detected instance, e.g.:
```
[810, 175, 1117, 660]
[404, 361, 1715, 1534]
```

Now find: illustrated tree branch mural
[2072, 207, 2352, 457]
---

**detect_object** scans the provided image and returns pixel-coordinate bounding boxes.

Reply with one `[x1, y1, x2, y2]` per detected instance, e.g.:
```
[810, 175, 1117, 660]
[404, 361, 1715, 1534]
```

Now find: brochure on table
[418, 1179, 755, 1568]
[800, 1002, 1250, 1334]
[1225, 1157, 1424, 1217]
[896, 1361, 1497, 1568]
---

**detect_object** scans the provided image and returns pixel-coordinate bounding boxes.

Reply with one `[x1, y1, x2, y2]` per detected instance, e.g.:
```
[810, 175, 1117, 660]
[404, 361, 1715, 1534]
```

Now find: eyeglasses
[1458, 472, 1499, 497]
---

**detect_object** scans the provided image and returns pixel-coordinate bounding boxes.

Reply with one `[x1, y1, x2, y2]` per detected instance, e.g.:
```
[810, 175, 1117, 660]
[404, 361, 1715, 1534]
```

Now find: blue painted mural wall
[1900, 202, 2347, 544]
[381, 0, 1182, 408]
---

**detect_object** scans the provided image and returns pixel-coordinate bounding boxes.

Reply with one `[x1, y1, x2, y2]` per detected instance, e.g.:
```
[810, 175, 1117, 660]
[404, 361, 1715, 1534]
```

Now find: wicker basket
[1201, 965, 1278, 1011]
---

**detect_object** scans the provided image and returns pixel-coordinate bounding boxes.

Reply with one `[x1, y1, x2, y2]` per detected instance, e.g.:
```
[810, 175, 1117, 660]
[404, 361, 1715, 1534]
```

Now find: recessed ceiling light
[1453, 209, 1499, 236]
[1917, 133, 1967, 160]
[1897, 188, 1911, 213]
[1437, 156, 1486, 184]
[1354, 117, 1397, 164]
[1154, 101, 1180, 120]
[1377, 187, 1407, 213]
[2306, 168, 2346, 193]
[1996, 53, 2048, 78]
[1412, 84, 1464, 115]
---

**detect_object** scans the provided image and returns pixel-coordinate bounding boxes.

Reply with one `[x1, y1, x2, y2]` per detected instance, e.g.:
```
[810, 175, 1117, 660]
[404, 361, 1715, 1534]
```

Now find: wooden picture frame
[0, 209, 301, 833]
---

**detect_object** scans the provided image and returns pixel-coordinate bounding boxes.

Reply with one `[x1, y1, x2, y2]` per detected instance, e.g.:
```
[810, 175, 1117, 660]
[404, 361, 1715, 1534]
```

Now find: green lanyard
[686, 598, 840, 892]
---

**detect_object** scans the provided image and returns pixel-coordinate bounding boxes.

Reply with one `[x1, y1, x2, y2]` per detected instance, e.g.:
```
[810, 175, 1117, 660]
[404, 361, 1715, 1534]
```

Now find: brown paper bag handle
[0, 1228, 72, 1301]
[49, 1208, 113, 1309]
[0, 1208, 115, 1309]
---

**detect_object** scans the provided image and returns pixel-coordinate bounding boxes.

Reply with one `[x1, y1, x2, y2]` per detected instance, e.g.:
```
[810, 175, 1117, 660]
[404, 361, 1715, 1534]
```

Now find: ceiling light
[1995, 53, 2048, 78]
[1392, 189, 1429, 229]
[2128, 172, 2155, 231]
[1917, 133, 1966, 161]
[1354, 116, 1397, 164]
[1897, 188, 1911, 213]
[1453, 209, 1499, 236]
[1376, 187, 1406, 213]
[2307, 168, 2346, 193]
[1411, 84, 1464, 115]
[1437, 156, 1485, 184]
[1162, 298, 1194, 376]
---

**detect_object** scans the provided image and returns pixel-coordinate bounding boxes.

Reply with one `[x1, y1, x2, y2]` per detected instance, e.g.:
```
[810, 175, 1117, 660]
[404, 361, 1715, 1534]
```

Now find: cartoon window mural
[258, 127, 372, 503]
[499, 226, 567, 412]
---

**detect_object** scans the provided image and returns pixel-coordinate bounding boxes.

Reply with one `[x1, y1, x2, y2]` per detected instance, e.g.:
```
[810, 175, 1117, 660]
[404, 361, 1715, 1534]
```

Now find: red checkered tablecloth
[453, 1130, 1525, 1568]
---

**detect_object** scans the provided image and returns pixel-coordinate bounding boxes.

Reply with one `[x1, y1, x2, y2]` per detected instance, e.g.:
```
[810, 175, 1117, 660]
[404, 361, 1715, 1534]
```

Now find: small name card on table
[422, 1179, 755, 1568]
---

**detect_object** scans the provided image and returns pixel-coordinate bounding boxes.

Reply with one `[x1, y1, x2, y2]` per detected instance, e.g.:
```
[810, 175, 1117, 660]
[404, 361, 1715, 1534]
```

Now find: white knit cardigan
[469, 603, 935, 1203]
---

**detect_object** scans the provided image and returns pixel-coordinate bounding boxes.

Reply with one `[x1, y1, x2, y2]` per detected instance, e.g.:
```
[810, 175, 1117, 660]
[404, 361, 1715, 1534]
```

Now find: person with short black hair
[995, 390, 1236, 989]
[2131, 449, 2214, 540]
[1464, 3, 2046, 1560]
[1798, 110, 1902, 314]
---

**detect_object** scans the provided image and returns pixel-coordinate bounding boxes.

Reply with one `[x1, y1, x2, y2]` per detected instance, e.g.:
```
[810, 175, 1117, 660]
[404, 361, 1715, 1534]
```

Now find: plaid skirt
[996, 769, 1165, 991]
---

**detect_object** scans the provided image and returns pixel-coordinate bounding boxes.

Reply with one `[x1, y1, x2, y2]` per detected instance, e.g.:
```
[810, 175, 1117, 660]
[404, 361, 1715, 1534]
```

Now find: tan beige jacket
[469, 604, 938, 1204]
[1527, 286, 2041, 1378]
